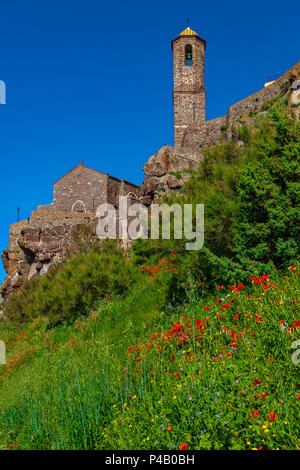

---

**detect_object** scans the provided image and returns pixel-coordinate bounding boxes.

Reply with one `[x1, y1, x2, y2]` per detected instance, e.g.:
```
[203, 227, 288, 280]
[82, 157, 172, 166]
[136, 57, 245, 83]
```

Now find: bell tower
[172, 27, 206, 148]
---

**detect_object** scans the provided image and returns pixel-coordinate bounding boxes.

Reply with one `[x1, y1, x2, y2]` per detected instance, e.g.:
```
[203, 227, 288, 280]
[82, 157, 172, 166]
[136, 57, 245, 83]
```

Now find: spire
[179, 26, 199, 37]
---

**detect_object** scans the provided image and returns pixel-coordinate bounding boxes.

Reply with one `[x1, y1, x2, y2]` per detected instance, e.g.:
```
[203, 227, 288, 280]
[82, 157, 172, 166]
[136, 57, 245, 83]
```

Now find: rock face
[0, 211, 98, 306]
[140, 145, 200, 204]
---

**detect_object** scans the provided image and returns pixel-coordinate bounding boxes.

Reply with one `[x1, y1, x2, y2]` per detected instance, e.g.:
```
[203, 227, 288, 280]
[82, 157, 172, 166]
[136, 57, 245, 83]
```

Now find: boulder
[141, 145, 199, 202]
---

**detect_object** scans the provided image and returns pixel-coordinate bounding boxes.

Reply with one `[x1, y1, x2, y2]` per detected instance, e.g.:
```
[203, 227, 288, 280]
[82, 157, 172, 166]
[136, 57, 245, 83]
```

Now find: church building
[38, 162, 140, 213]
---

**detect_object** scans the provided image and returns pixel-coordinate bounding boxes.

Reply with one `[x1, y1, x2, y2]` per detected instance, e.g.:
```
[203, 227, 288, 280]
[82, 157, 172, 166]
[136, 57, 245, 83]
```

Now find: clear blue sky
[0, 0, 298, 282]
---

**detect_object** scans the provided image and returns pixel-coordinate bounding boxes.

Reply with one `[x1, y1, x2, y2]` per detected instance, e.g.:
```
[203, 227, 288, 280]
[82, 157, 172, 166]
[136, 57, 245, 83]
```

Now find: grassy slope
[0, 97, 299, 450]
[0, 266, 299, 450]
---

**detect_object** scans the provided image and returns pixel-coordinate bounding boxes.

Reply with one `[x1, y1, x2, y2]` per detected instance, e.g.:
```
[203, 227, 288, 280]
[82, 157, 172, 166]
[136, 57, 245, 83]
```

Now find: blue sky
[0, 0, 298, 282]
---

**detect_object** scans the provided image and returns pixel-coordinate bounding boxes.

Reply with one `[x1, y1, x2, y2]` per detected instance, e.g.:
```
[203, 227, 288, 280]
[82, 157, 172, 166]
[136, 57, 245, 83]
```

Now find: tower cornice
[171, 34, 206, 50]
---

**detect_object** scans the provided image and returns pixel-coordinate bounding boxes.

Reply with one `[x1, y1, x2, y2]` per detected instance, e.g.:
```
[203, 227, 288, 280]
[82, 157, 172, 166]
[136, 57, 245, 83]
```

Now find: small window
[185, 45, 193, 66]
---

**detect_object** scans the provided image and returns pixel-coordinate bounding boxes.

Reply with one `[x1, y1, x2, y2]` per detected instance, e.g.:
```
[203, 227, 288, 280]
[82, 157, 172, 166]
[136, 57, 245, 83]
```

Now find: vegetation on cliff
[4, 239, 132, 326]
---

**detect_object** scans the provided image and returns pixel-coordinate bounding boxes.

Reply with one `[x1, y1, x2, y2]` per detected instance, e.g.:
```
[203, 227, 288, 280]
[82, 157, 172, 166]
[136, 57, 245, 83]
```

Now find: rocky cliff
[140, 145, 200, 204]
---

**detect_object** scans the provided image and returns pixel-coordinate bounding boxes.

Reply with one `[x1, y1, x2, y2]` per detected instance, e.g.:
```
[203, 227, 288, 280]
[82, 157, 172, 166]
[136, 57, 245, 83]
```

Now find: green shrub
[4, 239, 133, 326]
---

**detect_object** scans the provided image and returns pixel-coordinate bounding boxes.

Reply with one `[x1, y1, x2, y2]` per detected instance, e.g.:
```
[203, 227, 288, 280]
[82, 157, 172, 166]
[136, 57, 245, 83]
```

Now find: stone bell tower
[172, 27, 206, 148]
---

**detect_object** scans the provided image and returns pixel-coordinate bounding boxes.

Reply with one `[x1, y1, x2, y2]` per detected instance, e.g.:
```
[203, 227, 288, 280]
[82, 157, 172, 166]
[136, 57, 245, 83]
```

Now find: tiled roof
[179, 27, 198, 37]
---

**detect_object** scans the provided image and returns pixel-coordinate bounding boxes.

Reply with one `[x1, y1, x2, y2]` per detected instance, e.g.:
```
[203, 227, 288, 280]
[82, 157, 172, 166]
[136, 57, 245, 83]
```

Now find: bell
[187, 54, 192, 59]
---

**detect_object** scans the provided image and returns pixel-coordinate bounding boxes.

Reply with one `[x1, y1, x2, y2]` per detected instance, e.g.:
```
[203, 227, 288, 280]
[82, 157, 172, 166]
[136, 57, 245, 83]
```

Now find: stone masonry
[172, 27, 206, 147]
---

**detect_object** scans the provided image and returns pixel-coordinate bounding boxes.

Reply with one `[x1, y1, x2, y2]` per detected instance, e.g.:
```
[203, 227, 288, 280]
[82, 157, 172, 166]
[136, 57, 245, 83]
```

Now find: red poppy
[167, 426, 173, 431]
[179, 443, 188, 450]
[217, 286, 223, 290]
[268, 412, 277, 420]
[253, 379, 261, 386]
[221, 304, 231, 311]
[250, 410, 259, 418]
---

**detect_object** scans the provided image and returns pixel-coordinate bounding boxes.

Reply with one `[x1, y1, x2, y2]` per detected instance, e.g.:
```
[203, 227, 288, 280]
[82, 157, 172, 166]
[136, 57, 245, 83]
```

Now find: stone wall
[107, 176, 141, 207]
[182, 115, 227, 150]
[140, 145, 199, 203]
[120, 180, 141, 199]
[227, 65, 295, 121]
[173, 91, 206, 148]
[107, 176, 121, 208]
[38, 164, 141, 214]
[38, 164, 107, 212]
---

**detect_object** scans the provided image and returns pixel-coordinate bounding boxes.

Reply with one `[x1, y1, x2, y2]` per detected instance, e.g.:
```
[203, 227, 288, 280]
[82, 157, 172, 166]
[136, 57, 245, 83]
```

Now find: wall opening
[127, 192, 139, 200]
[71, 200, 87, 212]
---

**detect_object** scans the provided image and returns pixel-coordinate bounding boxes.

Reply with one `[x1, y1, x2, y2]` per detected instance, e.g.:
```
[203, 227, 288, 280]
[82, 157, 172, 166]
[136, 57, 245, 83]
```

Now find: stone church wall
[37, 165, 141, 214]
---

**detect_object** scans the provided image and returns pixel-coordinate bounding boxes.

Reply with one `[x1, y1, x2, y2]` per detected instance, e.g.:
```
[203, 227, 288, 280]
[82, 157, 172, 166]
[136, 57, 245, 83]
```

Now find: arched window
[71, 200, 87, 213]
[185, 45, 193, 66]
[126, 192, 139, 200]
